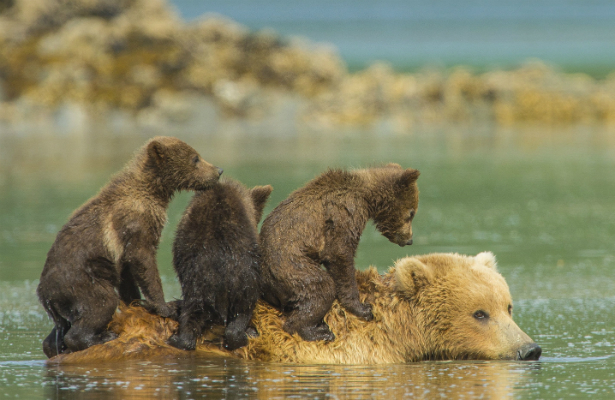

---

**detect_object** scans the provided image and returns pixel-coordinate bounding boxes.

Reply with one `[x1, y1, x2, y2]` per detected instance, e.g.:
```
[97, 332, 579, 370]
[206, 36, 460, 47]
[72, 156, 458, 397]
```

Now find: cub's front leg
[325, 254, 373, 321]
[123, 245, 174, 318]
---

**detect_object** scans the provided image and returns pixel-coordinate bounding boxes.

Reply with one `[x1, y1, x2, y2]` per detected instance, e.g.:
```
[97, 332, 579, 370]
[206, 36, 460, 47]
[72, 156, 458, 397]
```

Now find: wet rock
[1, 0, 615, 132]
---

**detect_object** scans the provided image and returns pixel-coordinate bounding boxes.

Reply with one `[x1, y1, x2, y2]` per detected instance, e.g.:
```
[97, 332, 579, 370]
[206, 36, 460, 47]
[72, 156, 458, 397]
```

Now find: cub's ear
[394, 257, 433, 297]
[475, 251, 498, 271]
[384, 163, 402, 169]
[250, 185, 273, 223]
[147, 140, 166, 164]
[395, 168, 420, 191]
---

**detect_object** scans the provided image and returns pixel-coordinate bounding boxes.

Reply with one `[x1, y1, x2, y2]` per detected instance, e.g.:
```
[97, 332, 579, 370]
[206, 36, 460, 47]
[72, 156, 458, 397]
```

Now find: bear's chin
[184, 181, 218, 192]
[393, 237, 413, 247]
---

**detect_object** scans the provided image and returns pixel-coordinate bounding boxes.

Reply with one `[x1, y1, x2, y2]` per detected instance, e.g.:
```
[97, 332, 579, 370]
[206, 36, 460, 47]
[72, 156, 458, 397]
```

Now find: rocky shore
[2, 0, 615, 134]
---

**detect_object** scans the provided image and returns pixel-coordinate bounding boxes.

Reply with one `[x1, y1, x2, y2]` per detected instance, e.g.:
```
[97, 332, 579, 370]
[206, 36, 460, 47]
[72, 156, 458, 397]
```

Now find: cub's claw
[348, 302, 373, 321]
[168, 333, 196, 351]
[137, 300, 177, 319]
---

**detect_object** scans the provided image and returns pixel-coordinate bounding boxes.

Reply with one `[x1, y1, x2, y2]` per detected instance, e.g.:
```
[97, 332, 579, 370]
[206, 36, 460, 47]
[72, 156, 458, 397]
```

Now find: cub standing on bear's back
[37, 136, 223, 358]
[260, 164, 420, 342]
[168, 179, 273, 351]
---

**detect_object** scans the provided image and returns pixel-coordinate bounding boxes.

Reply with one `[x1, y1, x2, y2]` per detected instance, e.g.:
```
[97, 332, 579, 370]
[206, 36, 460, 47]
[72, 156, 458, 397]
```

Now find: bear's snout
[517, 343, 542, 361]
[397, 237, 413, 247]
[391, 233, 413, 247]
[217, 167, 224, 176]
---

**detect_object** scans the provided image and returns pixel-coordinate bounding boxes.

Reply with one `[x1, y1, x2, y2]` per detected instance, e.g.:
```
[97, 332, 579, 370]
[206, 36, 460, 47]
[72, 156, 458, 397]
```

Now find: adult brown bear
[49, 252, 541, 364]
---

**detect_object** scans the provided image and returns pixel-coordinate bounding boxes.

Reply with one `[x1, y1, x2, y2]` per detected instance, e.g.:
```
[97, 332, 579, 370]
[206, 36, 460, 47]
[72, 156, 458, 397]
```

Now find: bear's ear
[250, 185, 273, 223]
[395, 168, 420, 191]
[147, 140, 166, 164]
[475, 251, 498, 271]
[394, 257, 433, 297]
[384, 163, 402, 169]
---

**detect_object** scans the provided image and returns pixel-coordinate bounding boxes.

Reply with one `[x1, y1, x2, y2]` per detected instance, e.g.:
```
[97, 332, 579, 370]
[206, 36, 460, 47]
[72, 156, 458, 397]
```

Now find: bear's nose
[406, 239, 413, 246]
[518, 343, 542, 361]
[217, 167, 224, 176]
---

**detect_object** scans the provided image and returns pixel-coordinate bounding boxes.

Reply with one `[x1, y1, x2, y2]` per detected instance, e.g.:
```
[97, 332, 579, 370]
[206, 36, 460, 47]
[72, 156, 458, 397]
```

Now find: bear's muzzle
[517, 343, 542, 361]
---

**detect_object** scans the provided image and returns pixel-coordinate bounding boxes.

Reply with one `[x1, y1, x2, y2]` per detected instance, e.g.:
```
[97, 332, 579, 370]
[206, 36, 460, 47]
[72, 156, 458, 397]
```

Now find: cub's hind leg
[282, 262, 337, 342]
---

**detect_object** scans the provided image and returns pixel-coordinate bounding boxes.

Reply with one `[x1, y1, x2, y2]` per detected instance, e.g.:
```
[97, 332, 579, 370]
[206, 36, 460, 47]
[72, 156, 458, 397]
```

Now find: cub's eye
[508, 304, 513, 316]
[473, 310, 489, 320]
[406, 209, 416, 222]
[192, 155, 200, 165]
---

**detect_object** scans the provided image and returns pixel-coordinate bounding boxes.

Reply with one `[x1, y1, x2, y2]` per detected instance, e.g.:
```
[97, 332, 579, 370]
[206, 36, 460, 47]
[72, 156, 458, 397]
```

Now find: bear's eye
[473, 310, 489, 320]
[406, 209, 415, 222]
[192, 155, 200, 165]
[508, 304, 513, 316]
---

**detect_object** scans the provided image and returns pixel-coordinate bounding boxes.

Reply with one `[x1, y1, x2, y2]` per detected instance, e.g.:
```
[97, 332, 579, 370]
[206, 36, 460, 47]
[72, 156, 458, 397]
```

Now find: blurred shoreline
[1, 0, 615, 135]
[170, 0, 615, 80]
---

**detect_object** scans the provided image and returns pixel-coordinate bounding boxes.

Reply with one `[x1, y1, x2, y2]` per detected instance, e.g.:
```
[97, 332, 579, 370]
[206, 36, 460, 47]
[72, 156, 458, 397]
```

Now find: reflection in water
[44, 359, 540, 399]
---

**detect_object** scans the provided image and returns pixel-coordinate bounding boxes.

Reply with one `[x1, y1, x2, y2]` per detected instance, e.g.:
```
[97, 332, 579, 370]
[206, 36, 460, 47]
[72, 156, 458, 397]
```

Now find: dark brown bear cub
[37, 136, 223, 358]
[260, 164, 420, 342]
[168, 179, 272, 351]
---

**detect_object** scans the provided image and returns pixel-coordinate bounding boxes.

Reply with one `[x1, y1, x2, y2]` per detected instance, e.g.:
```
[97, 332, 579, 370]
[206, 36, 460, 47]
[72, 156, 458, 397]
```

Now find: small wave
[539, 355, 612, 363]
[0, 360, 47, 367]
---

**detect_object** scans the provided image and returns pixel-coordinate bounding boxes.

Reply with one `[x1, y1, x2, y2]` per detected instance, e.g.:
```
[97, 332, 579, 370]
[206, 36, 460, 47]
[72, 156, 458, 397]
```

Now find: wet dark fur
[169, 179, 272, 351]
[260, 164, 420, 342]
[37, 137, 223, 358]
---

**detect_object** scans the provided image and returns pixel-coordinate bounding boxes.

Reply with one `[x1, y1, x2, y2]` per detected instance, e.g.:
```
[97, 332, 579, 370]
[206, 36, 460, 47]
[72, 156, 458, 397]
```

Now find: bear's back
[173, 181, 260, 281]
[173, 181, 261, 321]
[261, 169, 363, 229]
[176, 182, 258, 245]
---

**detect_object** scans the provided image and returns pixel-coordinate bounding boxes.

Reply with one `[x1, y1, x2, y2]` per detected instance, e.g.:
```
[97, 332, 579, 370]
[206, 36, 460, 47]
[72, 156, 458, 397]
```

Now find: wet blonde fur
[50, 252, 536, 365]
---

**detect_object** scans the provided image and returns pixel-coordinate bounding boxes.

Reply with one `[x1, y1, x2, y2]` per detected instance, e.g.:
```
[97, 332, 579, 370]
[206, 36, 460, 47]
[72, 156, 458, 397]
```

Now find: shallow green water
[1, 125, 614, 398]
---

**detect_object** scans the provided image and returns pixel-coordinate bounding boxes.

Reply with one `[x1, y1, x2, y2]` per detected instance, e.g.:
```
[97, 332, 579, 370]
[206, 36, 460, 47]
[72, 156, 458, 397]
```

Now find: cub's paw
[154, 303, 176, 319]
[224, 332, 249, 351]
[314, 323, 336, 342]
[167, 333, 196, 351]
[297, 323, 336, 342]
[100, 331, 119, 344]
[353, 302, 374, 321]
[42, 335, 67, 358]
[138, 300, 178, 319]
[245, 326, 259, 339]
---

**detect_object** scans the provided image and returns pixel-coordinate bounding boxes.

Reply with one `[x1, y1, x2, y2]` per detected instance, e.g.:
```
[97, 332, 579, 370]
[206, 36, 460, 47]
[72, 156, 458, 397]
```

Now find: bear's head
[394, 252, 541, 361]
[228, 179, 274, 228]
[371, 165, 420, 247]
[145, 136, 223, 192]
